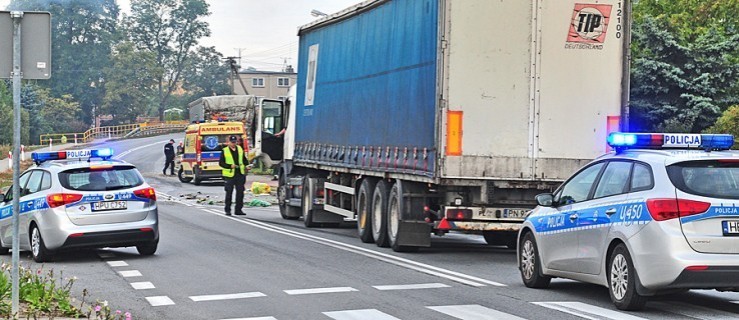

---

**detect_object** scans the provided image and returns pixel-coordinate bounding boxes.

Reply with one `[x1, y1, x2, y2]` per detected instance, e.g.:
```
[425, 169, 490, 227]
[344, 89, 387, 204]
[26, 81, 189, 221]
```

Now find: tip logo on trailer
[565, 3, 623, 50]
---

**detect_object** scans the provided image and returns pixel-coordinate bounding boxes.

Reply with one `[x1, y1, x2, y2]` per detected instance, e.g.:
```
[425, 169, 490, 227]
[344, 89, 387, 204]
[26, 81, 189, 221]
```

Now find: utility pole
[225, 56, 249, 95]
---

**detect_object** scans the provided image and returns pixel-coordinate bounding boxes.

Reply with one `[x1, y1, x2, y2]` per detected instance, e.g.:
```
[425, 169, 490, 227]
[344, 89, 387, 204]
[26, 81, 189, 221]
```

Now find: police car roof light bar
[31, 148, 114, 164]
[607, 133, 735, 152]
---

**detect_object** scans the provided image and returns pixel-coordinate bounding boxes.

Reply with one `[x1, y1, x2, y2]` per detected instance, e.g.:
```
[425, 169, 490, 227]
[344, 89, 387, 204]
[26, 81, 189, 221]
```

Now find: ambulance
[176, 121, 248, 185]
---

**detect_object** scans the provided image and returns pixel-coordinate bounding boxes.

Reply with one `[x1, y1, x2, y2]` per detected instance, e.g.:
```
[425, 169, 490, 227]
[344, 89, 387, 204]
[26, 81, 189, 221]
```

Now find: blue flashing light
[607, 133, 735, 151]
[32, 148, 115, 164]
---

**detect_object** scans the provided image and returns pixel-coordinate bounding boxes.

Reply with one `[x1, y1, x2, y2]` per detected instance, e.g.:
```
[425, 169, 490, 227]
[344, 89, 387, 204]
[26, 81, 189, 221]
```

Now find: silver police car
[519, 133, 739, 310]
[0, 149, 159, 262]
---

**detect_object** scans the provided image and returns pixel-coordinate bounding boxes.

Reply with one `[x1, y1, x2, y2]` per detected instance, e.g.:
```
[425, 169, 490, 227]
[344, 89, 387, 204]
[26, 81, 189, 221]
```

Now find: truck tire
[356, 178, 377, 243]
[178, 167, 192, 183]
[279, 173, 300, 220]
[387, 182, 419, 252]
[371, 180, 391, 247]
[302, 175, 319, 227]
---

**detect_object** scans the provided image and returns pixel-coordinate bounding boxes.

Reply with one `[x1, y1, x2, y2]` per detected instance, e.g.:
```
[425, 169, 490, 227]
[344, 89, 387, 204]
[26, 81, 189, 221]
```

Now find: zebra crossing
[216, 300, 739, 320]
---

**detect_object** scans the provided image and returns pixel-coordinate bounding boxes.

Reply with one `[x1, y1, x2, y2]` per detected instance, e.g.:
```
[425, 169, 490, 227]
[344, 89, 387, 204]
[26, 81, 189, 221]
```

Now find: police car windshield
[58, 166, 144, 191]
[667, 160, 739, 199]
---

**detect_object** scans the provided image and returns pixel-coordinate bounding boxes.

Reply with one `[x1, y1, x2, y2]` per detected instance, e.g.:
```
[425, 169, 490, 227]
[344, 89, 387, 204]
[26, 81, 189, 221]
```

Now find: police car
[0, 149, 159, 262]
[519, 133, 739, 310]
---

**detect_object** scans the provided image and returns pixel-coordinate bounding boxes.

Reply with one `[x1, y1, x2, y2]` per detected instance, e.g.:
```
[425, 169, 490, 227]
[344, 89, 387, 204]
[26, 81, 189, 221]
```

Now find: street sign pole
[10, 10, 22, 315]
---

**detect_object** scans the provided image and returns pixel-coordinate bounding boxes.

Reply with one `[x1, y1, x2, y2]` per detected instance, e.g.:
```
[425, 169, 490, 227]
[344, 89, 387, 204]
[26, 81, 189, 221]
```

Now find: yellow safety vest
[222, 146, 246, 178]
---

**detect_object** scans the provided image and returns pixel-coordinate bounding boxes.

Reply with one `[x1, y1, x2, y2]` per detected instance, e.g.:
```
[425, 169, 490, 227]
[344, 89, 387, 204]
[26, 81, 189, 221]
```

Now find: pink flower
[116, 310, 122, 314]
[95, 305, 101, 312]
[125, 312, 132, 320]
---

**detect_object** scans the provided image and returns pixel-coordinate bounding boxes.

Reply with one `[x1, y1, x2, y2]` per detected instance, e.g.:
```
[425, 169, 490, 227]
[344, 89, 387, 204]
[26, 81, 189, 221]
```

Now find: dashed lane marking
[106, 261, 128, 267]
[284, 287, 358, 295]
[130, 282, 155, 290]
[532, 302, 648, 320]
[428, 304, 526, 320]
[145, 296, 175, 306]
[118, 270, 143, 278]
[189, 292, 267, 302]
[374, 283, 450, 291]
[323, 309, 401, 320]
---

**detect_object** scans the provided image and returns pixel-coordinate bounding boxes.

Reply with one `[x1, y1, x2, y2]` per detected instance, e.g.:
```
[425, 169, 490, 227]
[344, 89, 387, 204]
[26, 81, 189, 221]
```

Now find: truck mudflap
[396, 221, 432, 247]
[437, 221, 522, 232]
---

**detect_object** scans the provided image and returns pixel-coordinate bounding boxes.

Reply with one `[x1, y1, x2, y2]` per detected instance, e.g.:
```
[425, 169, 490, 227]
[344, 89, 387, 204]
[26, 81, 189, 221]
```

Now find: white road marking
[284, 287, 358, 295]
[145, 296, 175, 306]
[373, 283, 450, 291]
[106, 260, 128, 267]
[650, 301, 739, 320]
[97, 252, 115, 259]
[118, 270, 142, 278]
[323, 309, 401, 320]
[114, 140, 169, 159]
[532, 302, 648, 320]
[428, 304, 526, 320]
[130, 282, 155, 290]
[732, 301, 739, 304]
[189, 292, 266, 302]
[219, 317, 278, 320]
[163, 194, 504, 288]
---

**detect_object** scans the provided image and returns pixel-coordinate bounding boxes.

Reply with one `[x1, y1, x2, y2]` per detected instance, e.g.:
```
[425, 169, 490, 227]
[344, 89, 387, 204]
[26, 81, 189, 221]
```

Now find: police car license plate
[92, 201, 127, 212]
[504, 208, 529, 218]
[722, 221, 739, 235]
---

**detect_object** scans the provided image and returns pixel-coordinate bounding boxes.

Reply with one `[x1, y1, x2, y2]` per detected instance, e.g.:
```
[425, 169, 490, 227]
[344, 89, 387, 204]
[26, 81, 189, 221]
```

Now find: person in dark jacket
[219, 135, 249, 215]
[163, 139, 175, 176]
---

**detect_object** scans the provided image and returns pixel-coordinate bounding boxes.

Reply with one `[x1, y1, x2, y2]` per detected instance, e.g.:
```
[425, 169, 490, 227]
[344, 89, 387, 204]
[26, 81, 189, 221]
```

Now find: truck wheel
[519, 232, 550, 288]
[371, 180, 391, 247]
[279, 174, 300, 220]
[608, 243, 648, 310]
[178, 167, 192, 183]
[31, 225, 53, 263]
[387, 182, 418, 252]
[302, 175, 319, 227]
[356, 178, 377, 243]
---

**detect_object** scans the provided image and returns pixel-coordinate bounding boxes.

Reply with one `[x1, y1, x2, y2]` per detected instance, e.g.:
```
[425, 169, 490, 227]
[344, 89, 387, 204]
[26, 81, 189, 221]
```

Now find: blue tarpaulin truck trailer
[267, 0, 630, 251]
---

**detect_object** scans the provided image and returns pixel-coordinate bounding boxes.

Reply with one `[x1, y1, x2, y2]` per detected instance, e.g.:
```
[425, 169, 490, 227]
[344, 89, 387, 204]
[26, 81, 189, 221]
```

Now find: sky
[1, 0, 361, 71]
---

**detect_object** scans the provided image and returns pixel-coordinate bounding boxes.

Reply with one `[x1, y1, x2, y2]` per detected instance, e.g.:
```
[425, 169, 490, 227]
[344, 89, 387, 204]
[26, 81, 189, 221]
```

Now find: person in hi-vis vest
[218, 135, 249, 215]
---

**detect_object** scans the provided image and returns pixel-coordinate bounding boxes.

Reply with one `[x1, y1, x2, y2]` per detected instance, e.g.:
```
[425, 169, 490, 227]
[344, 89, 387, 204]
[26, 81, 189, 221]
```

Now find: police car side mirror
[535, 193, 554, 207]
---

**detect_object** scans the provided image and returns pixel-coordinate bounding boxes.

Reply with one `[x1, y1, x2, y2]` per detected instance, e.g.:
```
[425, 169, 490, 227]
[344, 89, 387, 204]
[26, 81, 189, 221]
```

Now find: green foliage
[705, 105, 739, 148]
[8, 0, 121, 125]
[183, 46, 232, 99]
[629, 16, 739, 132]
[126, 0, 212, 120]
[102, 42, 161, 124]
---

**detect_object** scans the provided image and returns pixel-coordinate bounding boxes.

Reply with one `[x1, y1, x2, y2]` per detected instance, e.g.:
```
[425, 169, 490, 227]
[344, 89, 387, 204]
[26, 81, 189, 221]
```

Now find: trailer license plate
[92, 201, 127, 212]
[722, 221, 739, 235]
[504, 209, 529, 218]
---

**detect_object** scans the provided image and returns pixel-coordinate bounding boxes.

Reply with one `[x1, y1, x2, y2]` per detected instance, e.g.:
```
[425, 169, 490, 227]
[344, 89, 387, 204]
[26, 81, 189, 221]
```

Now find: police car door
[540, 162, 606, 272]
[0, 171, 31, 247]
[577, 160, 632, 275]
[20, 170, 47, 247]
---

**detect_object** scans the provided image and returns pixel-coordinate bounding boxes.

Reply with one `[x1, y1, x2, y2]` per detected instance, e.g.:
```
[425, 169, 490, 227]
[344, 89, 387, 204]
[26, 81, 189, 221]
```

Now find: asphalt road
[4, 134, 739, 319]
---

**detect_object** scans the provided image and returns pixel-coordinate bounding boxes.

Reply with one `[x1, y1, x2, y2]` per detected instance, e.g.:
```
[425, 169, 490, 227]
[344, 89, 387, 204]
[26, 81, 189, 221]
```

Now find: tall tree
[101, 42, 161, 124]
[126, 0, 211, 120]
[7, 0, 120, 125]
[182, 46, 231, 99]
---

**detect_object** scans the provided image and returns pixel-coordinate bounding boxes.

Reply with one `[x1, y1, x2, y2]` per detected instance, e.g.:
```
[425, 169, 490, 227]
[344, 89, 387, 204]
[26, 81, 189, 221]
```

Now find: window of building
[277, 78, 290, 87]
[252, 78, 265, 87]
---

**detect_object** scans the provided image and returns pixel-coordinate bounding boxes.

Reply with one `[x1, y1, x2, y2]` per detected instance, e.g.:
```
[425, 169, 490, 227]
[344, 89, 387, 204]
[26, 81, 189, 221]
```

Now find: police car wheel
[356, 178, 376, 243]
[608, 244, 647, 310]
[136, 240, 158, 256]
[31, 225, 53, 263]
[519, 232, 550, 288]
[371, 180, 391, 247]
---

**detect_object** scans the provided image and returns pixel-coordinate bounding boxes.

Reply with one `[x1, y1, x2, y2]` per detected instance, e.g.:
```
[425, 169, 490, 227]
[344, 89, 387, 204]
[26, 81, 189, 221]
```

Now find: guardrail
[39, 121, 189, 145]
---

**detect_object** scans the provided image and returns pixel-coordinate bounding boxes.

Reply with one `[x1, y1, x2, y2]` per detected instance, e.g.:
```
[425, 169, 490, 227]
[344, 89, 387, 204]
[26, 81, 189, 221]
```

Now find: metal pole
[10, 10, 23, 315]
[620, 0, 633, 132]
